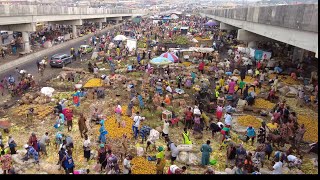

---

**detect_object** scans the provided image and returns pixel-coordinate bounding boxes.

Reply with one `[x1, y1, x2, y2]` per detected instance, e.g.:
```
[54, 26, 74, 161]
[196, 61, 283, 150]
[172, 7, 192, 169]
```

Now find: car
[79, 45, 93, 54]
[50, 53, 72, 68]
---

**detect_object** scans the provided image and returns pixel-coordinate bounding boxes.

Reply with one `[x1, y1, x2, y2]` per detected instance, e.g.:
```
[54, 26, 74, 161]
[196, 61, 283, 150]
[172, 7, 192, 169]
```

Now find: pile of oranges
[253, 98, 275, 109]
[131, 157, 156, 174]
[104, 114, 134, 139]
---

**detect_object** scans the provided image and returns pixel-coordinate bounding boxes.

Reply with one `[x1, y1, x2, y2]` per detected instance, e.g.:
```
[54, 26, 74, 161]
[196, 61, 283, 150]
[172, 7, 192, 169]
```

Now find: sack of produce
[187, 153, 200, 166]
[136, 147, 144, 157]
[176, 151, 189, 163]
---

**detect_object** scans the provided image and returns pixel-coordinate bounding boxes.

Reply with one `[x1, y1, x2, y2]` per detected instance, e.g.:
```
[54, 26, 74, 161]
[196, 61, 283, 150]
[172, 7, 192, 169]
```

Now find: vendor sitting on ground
[246, 91, 256, 106]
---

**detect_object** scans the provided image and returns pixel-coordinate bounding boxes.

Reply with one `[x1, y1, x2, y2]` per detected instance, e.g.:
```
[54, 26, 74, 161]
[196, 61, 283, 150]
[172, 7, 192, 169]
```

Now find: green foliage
[173, 35, 189, 45]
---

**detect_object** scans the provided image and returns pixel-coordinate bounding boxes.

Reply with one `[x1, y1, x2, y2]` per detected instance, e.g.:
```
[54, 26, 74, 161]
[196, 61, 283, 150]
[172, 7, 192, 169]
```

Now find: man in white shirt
[133, 112, 142, 139]
[123, 155, 132, 174]
[162, 120, 170, 137]
[166, 85, 172, 93]
[272, 159, 283, 174]
[193, 106, 201, 116]
[146, 129, 159, 152]
[224, 112, 232, 127]
[287, 155, 302, 169]
[168, 165, 187, 174]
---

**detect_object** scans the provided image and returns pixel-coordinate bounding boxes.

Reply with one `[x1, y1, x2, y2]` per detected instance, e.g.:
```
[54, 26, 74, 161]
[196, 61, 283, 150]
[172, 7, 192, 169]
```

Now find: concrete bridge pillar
[72, 25, 77, 39]
[99, 22, 103, 30]
[22, 31, 31, 53]
[248, 41, 257, 48]
[237, 29, 269, 42]
[292, 47, 305, 63]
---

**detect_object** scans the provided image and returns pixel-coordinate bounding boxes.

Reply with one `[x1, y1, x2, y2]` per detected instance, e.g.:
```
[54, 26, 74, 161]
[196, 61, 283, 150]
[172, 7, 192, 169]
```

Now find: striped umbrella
[160, 52, 179, 63]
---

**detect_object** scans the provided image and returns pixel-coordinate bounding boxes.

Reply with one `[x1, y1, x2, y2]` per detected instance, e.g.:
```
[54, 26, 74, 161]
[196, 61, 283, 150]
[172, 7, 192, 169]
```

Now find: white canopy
[113, 35, 127, 41]
[189, 47, 215, 53]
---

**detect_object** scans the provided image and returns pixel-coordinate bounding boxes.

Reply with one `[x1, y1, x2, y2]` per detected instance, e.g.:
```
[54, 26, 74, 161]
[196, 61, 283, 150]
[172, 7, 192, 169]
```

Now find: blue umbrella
[150, 57, 172, 66]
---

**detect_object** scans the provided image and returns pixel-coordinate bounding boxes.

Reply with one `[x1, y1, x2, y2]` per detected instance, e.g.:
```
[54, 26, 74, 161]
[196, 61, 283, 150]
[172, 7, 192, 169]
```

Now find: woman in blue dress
[137, 93, 144, 110]
[99, 120, 108, 144]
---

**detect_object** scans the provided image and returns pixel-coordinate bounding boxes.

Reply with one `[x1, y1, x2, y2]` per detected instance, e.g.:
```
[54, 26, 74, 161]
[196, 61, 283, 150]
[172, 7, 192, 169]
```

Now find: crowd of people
[0, 13, 318, 175]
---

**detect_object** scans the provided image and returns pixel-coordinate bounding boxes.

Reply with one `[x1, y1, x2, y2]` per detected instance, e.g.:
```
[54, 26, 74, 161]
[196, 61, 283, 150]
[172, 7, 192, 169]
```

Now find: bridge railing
[201, 4, 318, 33]
[0, 4, 145, 16]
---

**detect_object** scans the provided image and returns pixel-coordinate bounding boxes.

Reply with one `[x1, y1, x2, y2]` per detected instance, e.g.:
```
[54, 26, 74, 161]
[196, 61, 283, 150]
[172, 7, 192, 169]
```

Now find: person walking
[28, 132, 39, 152]
[7, 136, 17, 154]
[64, 108, 73, 132]
[99, 120, 108, 144]
[132, 112, 142, 140]
[115, 104, 123, 128]
[156, 146, 166, 174]
[182, 128, 192, 145]
[62, 149, 75, 174]
[123, 155, 132, 174]
[0, 151, 12, 174]
[200, 140, 212, 166]
[39, 132, 50, 156]
[83, 135, 91, 162]
[78, 113, 88, 138]
[245, 126, 256, 146]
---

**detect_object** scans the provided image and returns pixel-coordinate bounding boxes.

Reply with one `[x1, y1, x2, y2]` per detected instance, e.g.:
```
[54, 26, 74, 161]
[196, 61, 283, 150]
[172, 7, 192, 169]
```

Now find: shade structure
[205, 20, 218, 26]
[113, 35, 127, 41]
[160, 52, 179, 63]
[150, 57, 172, 66]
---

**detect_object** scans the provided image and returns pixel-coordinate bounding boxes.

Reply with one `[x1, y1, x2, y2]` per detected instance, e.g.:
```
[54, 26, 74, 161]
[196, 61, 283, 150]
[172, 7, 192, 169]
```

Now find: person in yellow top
[201, 112, 210, 130]
[266, 121, 279, 134]
[156, 146, 166, 174]
[116, 47, 120, 56]
[182, 128, 192, 145]
[0, 144, 10, 156]
[214, 89, 219, 98]
[219, 76, 225, 88]
[255, 69, 260, 77]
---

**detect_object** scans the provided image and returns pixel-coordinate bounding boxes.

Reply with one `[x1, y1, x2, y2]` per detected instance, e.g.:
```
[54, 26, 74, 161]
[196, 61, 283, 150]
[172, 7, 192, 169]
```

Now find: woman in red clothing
[28, 132, 39, 152]
[198, 61, 205, 74]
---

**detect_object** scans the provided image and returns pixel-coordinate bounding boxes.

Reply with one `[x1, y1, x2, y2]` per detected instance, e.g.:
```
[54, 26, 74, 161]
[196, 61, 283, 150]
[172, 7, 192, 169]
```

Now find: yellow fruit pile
[131, 157, 156, 174]
[237, 115, 262, 129]
[297, 115, 318, 142]
[12, 104, 54, 119]
[236, 75, 256, 84]
[104, 114, 134, 139]
[182, 62, 192, 67]
[301, 158, 318, 174]
[253, 98, 275, 109]
[268, 74, 301, 85]
[83, 78, 103, 88]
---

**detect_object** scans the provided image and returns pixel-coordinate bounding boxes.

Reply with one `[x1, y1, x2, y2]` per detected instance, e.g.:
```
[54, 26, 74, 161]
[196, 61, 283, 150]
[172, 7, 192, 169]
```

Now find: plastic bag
[210, 159, 217, 165]
[176, 152, 189, 163]
[187, 153, 199, 165]
[136, 147, 144, 157]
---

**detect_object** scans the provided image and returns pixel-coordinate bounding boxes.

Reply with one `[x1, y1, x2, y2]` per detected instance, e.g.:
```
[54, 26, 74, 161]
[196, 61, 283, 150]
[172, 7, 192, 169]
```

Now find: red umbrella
[160, 52, 179, 63]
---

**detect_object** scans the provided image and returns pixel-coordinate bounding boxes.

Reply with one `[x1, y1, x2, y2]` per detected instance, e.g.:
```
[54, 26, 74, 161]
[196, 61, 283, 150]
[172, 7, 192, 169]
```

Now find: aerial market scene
[0, 0, 318, 175]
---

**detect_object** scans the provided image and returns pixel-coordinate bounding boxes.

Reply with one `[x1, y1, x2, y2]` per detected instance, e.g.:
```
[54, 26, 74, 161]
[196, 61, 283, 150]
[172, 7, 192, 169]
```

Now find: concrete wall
[203, 4, 318, 33]
[0, 5, 146, 16]
[201, 13, 318, 57]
